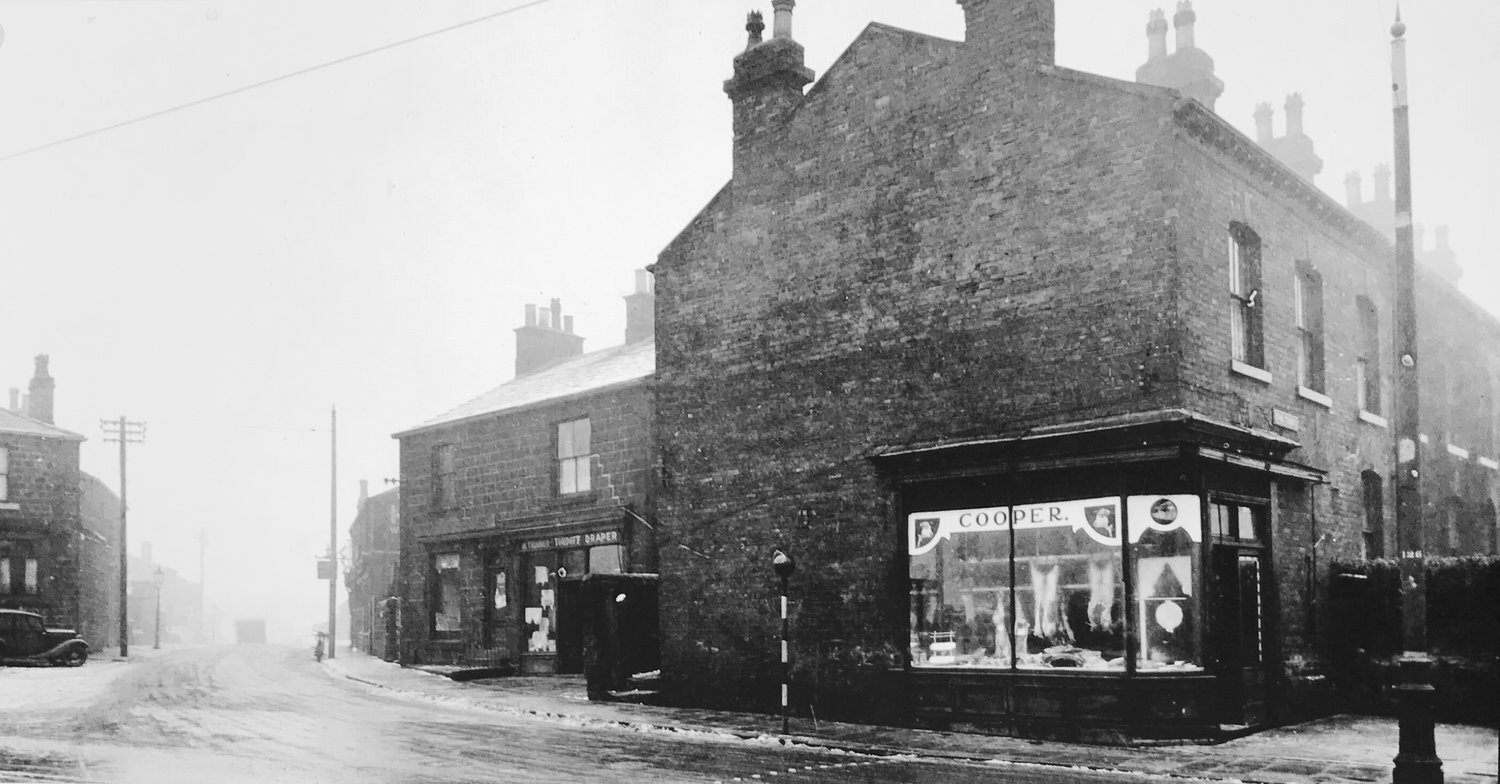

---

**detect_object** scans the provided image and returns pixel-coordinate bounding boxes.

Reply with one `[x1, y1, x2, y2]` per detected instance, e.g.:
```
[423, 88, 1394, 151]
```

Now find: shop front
[515, 527, 628, 674]
[877, 413, 1319, 742]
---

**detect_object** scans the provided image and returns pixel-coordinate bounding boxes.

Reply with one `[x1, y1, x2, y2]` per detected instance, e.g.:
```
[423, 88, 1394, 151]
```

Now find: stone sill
[1358, 410, 1389, 429]
[1230, 360, 1272, 385]
[1446, 444, 1471, 459]
[1480, 457, 1499, 470]
[1296, 386, 1333, 409]
[0, 502, 18, 511]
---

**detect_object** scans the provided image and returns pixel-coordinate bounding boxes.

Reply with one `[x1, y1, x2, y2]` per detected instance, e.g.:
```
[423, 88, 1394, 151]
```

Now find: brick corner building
[653, 1, 1500, 742]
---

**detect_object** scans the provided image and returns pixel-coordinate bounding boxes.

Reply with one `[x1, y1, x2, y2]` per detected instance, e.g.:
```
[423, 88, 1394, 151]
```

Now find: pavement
[323, 650, 1498, 784]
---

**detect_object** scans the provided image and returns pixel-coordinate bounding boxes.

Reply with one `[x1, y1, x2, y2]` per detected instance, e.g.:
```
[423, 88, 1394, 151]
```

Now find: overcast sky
[0, 0, 1493, 644]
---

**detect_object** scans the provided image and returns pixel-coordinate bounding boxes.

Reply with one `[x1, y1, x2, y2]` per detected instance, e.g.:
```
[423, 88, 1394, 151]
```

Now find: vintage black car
[0, 609, 88, 666]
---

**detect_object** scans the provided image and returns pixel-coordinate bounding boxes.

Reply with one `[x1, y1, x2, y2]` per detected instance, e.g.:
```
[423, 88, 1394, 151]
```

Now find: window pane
[23, 559, 37, 594]
[1230, 304, 1246, 362]
[432, 553, 461, 633]
[1228, 234, 1242, 293]
[1293, 275, 1305, 328]
[557, 421, 574, 459]
[1134, 535, 1201, 669]
[588, 545, 623, 575]
[574, 456, 590, 492]
[560, 460, 577, 495]
[1236, 507, 1257, 540]
[0, 559, 9, 594]
[1355, 360, 1370, 411]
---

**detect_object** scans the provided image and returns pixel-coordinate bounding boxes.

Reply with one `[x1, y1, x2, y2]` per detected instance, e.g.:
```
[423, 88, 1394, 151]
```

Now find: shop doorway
[1211, 546, 1269, 728]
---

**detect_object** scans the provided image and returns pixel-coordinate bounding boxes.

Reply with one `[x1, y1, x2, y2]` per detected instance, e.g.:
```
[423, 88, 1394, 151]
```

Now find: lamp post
[153, 566, 164, 650]
[772, 549, 796, 734]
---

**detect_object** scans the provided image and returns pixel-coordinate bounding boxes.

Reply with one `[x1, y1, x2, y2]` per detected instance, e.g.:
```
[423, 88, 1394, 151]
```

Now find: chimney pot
[1373, 164, 1392, 203]
[525, 303, 537, 327]
[1253, 102, 1274, 143]
[564, 315, 574, 335]
[1344, 171, 1362, 207]
[1146, 9, 1168, 60]
[771, 0, 795, 40]
[1284, 93, 1305, 137]
[1173, 0, 1197, 50]
[745, 10, 765, 49]
[27, 354, 56, 425]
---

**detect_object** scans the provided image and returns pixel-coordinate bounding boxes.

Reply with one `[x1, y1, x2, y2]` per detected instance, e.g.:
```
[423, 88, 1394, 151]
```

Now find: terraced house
[650, 0, 1499, 742]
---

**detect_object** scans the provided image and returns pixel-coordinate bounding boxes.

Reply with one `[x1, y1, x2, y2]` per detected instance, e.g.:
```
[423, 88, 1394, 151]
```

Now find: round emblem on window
[1155, 601, 1184, 632]
[1150, 498, 1178, 524]
[556, 566, 568, 579]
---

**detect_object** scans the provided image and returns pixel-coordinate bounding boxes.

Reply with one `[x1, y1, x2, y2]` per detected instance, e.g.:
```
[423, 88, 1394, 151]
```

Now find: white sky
[1, 0, 1494, 643]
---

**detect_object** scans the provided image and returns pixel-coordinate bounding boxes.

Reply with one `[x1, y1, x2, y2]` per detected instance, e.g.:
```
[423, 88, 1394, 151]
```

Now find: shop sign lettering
[909, 494, 1202, 555]
[521, 529, 621, 552]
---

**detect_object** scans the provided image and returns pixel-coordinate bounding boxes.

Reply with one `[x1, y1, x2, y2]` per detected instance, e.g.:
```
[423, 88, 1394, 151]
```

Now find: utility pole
[101, 416, 145, 658]
[328, 406, 338, 660]
[198, 529, 207, 645]
[1389, 13, 1442, 784]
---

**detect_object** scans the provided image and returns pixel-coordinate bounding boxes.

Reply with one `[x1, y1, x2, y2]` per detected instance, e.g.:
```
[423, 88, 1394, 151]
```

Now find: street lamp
[772, 548, 796, 734]
[153, 566, 164, 650]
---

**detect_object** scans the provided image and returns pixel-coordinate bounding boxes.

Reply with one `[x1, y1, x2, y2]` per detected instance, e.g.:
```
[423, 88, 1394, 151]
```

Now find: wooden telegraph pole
[101, 416, 145, 658]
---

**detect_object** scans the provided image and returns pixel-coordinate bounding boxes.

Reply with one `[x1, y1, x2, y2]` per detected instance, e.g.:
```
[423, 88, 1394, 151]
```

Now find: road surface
[0, 644, 1185, 783]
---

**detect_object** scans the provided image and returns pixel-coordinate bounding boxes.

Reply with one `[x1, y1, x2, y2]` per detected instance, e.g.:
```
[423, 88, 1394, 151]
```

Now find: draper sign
[908, 495, 1202, 556]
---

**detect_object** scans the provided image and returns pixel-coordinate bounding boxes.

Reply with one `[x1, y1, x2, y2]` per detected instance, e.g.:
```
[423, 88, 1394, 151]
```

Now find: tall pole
[772, 549, 796, 733]
[1389, 12, 1442, 784]
[329, 406, 338, 660]
[101, 416, 145, 658]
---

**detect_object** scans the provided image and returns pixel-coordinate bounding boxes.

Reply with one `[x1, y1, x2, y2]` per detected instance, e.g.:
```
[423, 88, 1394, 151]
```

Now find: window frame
[0, 446, 8, 502]
[429, 551, 462, 637]
[431, 443, 458, 513]
[555, 417, 593, 496]
[1356, 296, 1383, 415]
[1228, 224, 1265, 369]
[1293, 264, 1325, 393]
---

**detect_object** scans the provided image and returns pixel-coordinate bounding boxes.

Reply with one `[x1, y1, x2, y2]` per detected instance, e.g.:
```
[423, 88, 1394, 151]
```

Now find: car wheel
[62, 649, 87, 667]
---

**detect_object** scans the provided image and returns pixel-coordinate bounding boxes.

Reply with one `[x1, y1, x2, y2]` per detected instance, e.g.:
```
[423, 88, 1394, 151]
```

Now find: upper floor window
[1356, 297, 1382, 414]
[1294, 264, 1325, 392]
[0, 446, 8, 501]
[1228, 224, 1264, 368]
[1361, 470, 1385, 559]
[432, 444, 457, 511]
[557, 418, 592, 495]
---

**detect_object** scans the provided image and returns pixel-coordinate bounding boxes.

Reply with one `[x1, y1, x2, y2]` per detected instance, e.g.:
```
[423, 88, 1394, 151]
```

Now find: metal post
[119, 417, 129, 657]
[772, 549, 796, 734]
[1389, 13, 1442, 784]
[329, 406, 338, 660]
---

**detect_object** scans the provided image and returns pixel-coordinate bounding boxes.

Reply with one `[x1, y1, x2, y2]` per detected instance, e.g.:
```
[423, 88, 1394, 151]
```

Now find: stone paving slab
[325, 652, 1498, 784]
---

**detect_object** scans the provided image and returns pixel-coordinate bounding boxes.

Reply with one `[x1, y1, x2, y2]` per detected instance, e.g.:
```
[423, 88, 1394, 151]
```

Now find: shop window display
[909, 495, 1202, 672]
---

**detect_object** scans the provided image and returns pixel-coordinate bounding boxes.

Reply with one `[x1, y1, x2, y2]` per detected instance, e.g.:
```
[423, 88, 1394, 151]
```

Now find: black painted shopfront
[873, 412, 1322, 743]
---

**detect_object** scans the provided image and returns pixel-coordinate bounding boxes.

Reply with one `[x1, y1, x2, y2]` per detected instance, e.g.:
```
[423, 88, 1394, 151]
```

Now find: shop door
[555, 579, 584, 674]
[1211, 546, 1269, 728]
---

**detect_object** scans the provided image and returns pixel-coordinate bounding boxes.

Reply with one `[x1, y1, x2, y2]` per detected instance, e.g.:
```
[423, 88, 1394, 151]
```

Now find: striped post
[772, 549, 796, 734]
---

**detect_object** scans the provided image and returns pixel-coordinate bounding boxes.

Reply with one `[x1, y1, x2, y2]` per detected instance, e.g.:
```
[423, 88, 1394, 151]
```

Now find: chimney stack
[1134, 1, 1223, 111]
[956, 0, 1056, 71]
[513, 298, 585, 377]
[1344, 171, 1362, 208]
[27, 355, 55, 425]
[624, 268, 656, 344]
[1284, 92, 1306, 136]
[1257, 93, 1322, 183]
[1420, 224, 1462, 284]
[724, 7, 814, 181]
[7, 388, 17, 412]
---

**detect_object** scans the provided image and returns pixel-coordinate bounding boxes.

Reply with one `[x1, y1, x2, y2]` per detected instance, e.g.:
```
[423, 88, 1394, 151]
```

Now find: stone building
[345, 481, 401, 661]
[650, 0, 1499, 742]
[0, 356, 108, 642]
[394, 272, 657, 671]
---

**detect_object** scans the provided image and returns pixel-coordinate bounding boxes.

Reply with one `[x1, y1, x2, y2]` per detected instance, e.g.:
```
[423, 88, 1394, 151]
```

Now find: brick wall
[0, 433, 83, 630]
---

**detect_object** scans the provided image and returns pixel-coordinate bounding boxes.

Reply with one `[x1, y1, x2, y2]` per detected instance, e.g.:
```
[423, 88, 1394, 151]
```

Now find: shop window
[522, 551, 557, 653]
[1228, 223, 1264, 369]
[0, 446, 9, 501]
[22, 558, 37, 594]
[1293, 264, 1325, 392]
[588, 544, 623, 575]
[1210, 502, 1262, 542]
[0, 558, 9, 595]
[484, 562, 507, 648]
[430, 552, 461, 635]
[1356, 297, 1382, 415]
[1361, 470, 1385, 559]
[556, 418, 592, 495]
[908, 495, 1203, 673]
[432, 444, 457, 512]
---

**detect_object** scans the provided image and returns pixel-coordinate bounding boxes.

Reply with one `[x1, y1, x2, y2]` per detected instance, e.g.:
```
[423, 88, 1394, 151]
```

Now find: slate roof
[0, 408, 86, 441]
[395, 340, 655, 437]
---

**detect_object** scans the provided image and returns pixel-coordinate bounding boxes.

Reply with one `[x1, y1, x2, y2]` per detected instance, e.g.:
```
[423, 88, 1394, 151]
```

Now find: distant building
[78, 472, 122, 648]
[0, 356, 115, 643]
[650, 0, 1498, 742]
[126, 542, 201, 647]
[345, 481, 400, 661]
[393, 272, 657, 672]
